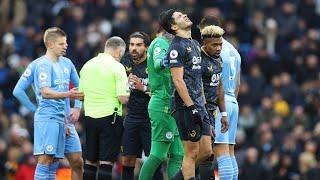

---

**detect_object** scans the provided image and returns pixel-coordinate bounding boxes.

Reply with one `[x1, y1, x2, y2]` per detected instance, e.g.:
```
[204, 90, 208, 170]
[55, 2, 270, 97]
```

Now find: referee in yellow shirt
[79, 36, 129, 180]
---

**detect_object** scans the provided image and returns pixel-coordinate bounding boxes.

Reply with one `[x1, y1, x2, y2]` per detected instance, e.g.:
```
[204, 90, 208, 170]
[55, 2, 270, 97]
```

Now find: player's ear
[46, 40, 54, 49]
[171, 24, 178, 32]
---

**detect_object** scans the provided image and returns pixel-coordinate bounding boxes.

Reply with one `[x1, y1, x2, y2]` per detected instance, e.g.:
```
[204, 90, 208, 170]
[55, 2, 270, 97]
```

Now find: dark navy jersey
[121, 54, 150, 121]
[201, 50, 223, 111]
[168, 36, 206, 113]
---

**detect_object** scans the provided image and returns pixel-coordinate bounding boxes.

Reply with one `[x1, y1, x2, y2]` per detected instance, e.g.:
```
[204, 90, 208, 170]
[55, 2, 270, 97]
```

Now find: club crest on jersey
[39, 72, 48, 81]
[186, 47, 192, 53]
[170, 50, 178, 59]
[166, 132, 173, 140]
[63, 67, 69, 74]
[208, 65, 213, 72]
[46, 145, 54, 152]
[125, 66, 132, 73]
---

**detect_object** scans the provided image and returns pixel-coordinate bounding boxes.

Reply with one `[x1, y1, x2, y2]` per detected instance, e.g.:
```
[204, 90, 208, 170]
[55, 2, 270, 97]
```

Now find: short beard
[131, 53, 145, 64]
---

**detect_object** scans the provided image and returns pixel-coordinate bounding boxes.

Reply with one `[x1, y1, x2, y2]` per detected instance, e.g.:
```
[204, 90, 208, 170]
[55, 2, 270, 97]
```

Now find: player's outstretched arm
[40, 87, 81, 100]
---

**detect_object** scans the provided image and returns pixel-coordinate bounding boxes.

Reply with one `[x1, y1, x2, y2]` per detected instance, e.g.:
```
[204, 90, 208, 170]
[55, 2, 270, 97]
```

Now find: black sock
[153, 165, 163, 180]
[188, 177, 196, 180]
[84, 164, 97, 180]
[195, 167, 200, 179]
[98, 164, 113, 180]
[122, 166, 134, 180]
[171, 169, 183, 180]
[199, 155, 215, 180]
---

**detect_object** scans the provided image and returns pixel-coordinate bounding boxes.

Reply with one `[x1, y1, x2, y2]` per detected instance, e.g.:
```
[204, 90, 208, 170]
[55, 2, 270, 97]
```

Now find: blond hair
[200, 25, 224, 39]
[43, 27, 66, 47]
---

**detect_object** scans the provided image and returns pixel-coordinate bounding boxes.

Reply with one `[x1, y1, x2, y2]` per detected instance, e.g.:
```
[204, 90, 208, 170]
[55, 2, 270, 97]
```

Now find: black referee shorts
[84, 114, 123, 162]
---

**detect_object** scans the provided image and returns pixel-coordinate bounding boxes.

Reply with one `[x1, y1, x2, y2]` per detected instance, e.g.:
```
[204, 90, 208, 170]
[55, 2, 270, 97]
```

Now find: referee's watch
[221, 112, 227, 117]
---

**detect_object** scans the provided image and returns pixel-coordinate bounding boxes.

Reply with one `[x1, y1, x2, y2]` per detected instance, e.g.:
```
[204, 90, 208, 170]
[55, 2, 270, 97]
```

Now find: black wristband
[187, 104, 196, 111]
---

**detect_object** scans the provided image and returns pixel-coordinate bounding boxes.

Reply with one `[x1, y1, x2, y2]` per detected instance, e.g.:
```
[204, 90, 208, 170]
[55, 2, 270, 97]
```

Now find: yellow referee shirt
[79, 53, 128, 118]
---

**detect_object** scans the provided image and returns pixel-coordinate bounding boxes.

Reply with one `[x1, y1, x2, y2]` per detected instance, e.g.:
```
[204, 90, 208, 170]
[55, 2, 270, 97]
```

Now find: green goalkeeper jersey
[147, 36, 171, 112]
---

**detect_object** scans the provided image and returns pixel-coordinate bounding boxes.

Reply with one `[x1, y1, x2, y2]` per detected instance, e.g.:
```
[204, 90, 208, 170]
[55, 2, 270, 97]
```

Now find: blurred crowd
[0, 0, 319, 179]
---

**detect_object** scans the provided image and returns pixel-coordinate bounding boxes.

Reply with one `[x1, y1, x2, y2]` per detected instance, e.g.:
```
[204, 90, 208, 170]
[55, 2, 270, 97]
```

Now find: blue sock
[217, 155, 233, 180]
[34, 163, 49, 180]
[230, 156, 238, 180]
[49, 161, 59, 180]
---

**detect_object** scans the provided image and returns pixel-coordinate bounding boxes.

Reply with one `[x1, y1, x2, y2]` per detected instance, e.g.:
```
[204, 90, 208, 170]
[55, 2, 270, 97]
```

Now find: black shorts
[84, 115, 123, 162]
[172, 109, 211, 141]
[207, 108, 215, 126]
[122, 117, 151, 157]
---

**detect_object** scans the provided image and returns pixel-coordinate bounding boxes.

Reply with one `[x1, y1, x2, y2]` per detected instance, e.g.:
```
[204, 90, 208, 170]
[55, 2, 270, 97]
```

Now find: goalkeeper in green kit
[139, 26, 184, 180]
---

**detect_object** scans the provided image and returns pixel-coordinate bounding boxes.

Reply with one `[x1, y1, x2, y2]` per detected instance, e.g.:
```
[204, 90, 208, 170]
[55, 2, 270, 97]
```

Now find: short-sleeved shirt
[14, 57, 82, 123]
[220, 38, 241, 103]
[34, 56, 71, 123]
[168, 36, 206, 114]
[79, 53, 128, 118]
[121, 55, 150, 121]
[201, 50, 223, 111]
[147, 36, 171, 112]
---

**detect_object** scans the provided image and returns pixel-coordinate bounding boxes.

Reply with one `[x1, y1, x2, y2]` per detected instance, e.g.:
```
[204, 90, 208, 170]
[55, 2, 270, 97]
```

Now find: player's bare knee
[66, 153, 84, 170]
[201, 148, 212, 160]
[37, 155, 55, 165]
[71, 158, 84, 171]
[214, 144, 229, 156]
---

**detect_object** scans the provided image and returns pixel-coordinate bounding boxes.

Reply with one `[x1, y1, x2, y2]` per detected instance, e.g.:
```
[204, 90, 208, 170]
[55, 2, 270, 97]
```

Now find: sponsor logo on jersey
[192, 56, 202, 70]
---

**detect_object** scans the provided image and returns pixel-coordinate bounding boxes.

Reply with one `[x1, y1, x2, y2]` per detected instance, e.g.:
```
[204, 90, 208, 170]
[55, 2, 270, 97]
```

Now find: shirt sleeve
[79, 68, 84, 93]
[35, 62, 52, 89]
[69, 62, 82, 109]
[115, 64, 129, 96]
[153, 39, 169, 71]
[168, 42, 185, 68]
[12, 64, 37, 112]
